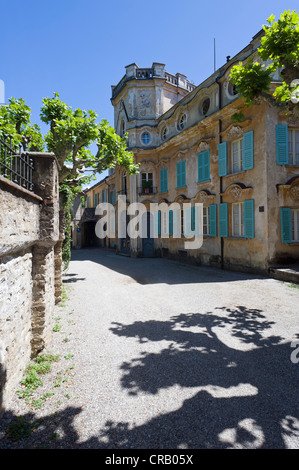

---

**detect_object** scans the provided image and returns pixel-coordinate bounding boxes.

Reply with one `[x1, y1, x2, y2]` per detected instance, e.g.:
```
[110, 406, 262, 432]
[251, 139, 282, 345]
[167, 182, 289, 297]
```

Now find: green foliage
[229, 58, 272, 106]
[0, 98, 44, 151]
[229, 10, 299, 114]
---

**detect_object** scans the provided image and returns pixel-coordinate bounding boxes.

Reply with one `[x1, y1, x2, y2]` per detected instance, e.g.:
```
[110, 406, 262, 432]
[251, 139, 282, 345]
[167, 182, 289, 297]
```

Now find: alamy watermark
[290, 341, 299, 364]
[0, 79, 5, 104]
[94, 196, 204, 250]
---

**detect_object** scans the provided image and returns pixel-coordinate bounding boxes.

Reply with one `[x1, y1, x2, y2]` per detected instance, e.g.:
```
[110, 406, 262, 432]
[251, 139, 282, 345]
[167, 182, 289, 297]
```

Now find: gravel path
[0, 248, 299, 449]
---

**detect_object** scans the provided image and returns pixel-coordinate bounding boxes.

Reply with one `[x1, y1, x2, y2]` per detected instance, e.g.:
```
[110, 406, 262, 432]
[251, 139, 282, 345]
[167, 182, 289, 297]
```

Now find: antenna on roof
[214, 38, 216, 72]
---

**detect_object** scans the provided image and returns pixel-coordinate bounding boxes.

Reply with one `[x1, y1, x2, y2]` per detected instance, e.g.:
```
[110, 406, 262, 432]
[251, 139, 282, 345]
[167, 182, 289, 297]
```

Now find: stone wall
[0, 153, 61, 417]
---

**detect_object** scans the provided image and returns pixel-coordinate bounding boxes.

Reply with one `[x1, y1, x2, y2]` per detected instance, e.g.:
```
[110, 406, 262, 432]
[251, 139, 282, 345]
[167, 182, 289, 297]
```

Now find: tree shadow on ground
[70, 248, 266, 285]
[0, 306, 298, 449]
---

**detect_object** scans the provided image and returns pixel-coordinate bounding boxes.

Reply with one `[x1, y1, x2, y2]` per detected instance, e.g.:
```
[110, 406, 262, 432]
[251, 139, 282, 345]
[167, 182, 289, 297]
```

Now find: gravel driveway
[0, 248, 299, 449]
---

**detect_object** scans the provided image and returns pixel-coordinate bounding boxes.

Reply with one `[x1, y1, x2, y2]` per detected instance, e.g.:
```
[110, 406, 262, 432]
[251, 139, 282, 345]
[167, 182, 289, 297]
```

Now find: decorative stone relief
[229, 185, 242, 201]
[290, 184, 299, 201]
[138, 91, 152, 116]
[227, 125, 243, 140]
[197, 141, 209, 152]
[199, 191, 207, 203]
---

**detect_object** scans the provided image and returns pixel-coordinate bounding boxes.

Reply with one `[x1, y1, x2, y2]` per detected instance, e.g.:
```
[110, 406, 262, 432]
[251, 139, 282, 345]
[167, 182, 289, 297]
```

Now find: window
[177, 114, 186, 130]
[161, 127, 167, 141]
[231, 138, 243, 173]
[218, 131, 254, 176]
[141, 132, 150, 145]
[291, 209, 299, 241]
[276, 125, 299, 165]
[201, 98, 210, 116]
[120, 120, 125, 137]
[288, 129, 299, 165]
[176, 160, 186, 188]
[203, 207, 209, 235]
[232, 203, 244, 237]
[141, 172, 153, 193]
[160, 168, 168, 193]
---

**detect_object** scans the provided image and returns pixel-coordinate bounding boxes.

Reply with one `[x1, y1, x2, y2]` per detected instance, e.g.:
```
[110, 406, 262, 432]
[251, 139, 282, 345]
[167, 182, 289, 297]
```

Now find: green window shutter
[209, 204, 217, 237]
[97, 193, 99, 205]
[104, 189, 107, 202]
[280, 208, 292, 243]
[243, 131, 254, 170]
[219, 203, 228, 237]
[244, 199, 255, 238]
[93, 194, 96, 207]
[112, 189, 116, 205]
[276, 125, 288, 165]
[198, 150, 210, 182]
[88, 196, 91, 208]
[218, 142, 227, 176]
[101, 191, 104, 203]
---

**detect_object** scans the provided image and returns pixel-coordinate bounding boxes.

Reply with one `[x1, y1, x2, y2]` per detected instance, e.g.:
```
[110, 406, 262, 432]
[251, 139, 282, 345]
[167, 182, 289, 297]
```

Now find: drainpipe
[216, 76, 224, 270]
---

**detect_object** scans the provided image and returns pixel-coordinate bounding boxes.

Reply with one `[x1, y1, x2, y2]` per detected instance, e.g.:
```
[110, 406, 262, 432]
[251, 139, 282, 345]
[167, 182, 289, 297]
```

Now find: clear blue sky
[0, 0, 297, 183]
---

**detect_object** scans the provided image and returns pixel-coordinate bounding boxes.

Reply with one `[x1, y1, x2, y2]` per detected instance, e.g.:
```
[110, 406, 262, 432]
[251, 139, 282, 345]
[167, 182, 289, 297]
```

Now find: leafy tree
[0, 97, 45, 151]
[229, 10, 299, 119]
[1, 93, 138, 269]
[40, 92, 138, 186]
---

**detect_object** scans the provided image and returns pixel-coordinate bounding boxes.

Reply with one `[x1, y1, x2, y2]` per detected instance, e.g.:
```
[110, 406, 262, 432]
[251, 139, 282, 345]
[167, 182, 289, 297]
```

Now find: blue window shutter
[182, 161, 186, 187]
[160, 168, 168, 192]
[169, 210, 173, 235]
[218, 142, 227, 176]
[204, 150, 210, 181]
[97, 193, 99, 205]
[94, 194, 96, 207]
[198, 153, 204, 182]
[280, 208, 292, 243]
[89, 196, 91, 208]
[209, 204, 217, 237]
[101, 191, 104, 203]
[104, 189, 107, 202]
[244, 199, 255, 238]
[276, 125, 288, 165]
[243, 131, 254, 170]
[154, 211, 161, 236]
[177, 161, 186, 188]
[191, 206, 196, 231]
[176, 162, 180, 188]
[198, 151, 209, 182]
[112, 189, 116, 205]
[219, 203, 228, 237]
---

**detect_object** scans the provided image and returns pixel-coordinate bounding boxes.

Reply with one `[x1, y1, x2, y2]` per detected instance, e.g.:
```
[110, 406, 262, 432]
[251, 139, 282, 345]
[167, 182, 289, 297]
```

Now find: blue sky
[0, 0, 297, 184]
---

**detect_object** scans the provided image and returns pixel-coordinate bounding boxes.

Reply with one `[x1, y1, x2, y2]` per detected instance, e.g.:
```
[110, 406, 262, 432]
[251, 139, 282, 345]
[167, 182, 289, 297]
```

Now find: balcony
[138, 186, 158, 196]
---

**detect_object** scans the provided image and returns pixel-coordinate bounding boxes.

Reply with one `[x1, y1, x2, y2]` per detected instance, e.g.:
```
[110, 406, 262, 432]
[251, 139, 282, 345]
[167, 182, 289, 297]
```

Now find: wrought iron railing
[0, 132, 34, 192]
[137, 186, 158, 196]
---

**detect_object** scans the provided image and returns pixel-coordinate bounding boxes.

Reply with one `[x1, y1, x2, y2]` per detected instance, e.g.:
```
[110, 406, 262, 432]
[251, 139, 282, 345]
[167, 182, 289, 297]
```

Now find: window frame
[231, 137, 243, 174]
[232, 202, 244, 238]
[288, 128, 299, 165]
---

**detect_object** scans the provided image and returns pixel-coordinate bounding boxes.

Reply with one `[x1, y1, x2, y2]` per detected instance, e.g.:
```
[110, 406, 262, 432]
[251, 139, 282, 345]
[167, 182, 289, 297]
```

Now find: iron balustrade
[0, 132, 34, 192]
[138, 186, 158, 196]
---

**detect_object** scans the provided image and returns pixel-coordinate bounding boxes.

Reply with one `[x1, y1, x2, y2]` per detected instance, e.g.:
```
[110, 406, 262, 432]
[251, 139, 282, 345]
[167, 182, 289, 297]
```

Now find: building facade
[80, 30, 299, 274]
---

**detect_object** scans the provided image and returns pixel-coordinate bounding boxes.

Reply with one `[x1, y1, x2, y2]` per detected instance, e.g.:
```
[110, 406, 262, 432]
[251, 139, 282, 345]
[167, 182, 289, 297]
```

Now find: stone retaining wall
[0, 153, 61, 417]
